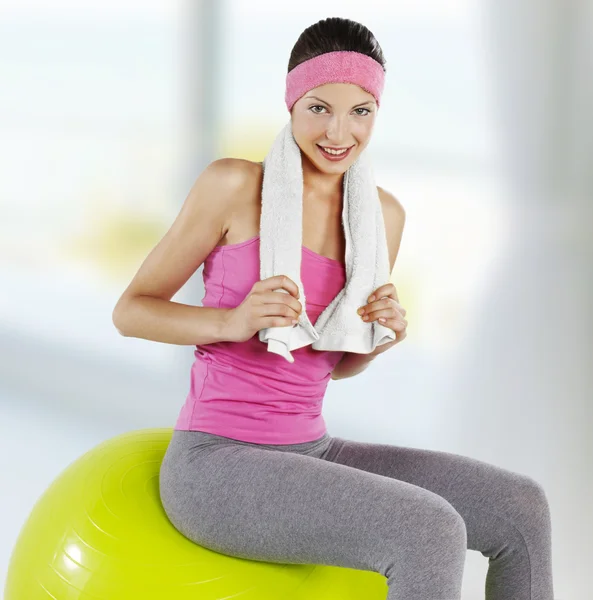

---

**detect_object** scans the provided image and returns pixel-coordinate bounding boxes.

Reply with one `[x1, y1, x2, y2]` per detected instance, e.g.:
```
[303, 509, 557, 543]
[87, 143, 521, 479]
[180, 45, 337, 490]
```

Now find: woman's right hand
[221, 275, 303, 343]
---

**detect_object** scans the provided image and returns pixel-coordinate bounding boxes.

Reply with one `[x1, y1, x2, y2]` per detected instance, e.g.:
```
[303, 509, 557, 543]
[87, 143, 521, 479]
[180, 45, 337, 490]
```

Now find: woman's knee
[378, 495, 467, 587]
[430, 500, 468, 550]
[509, 474, 552, 534]
[385, 490, 468, 554]
[519, 475, 550, 512]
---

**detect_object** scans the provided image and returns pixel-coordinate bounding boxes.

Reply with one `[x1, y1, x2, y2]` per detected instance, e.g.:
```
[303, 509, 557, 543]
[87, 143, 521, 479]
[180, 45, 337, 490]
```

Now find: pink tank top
[174, 235, 347, 444]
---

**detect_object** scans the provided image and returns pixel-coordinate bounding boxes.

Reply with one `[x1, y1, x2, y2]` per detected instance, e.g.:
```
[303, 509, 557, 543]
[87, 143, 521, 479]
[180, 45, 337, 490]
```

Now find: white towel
[257, 121, 396, 363]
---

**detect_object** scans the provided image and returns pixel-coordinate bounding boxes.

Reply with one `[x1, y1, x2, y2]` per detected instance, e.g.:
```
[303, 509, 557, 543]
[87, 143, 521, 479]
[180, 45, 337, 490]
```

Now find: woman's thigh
[325, 436, 552, 561]
[159, 430, 467, 578]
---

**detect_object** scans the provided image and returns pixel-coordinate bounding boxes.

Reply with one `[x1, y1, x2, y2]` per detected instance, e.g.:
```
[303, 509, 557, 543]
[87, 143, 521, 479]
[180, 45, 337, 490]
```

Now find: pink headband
[285, 50, 385, 112]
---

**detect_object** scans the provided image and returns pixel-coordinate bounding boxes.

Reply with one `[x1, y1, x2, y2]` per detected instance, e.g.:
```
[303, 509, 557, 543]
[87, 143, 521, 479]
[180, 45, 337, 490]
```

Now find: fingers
[257, 302, 302, 320]
[379, 316, 407, 330]
[255, 278, 408, 334]
[261, 292, 302, 316]
[357, 296, 408, 333]
[359, 300, 406, 318]
[366, 284, 405, 315]
[257, 275, 300, 299]
[358, 298, 406, 319]
[254, 275, 303, 315]
[368, 283, 398, 304]
[362, 310, 407, 328]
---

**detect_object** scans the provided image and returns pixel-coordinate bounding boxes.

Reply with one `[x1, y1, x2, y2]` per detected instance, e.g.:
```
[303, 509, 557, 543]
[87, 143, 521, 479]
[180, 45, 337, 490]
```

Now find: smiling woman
[0, 3, 560, 598]
[151, 14, 557, 599]
[287, 20, 385, 176]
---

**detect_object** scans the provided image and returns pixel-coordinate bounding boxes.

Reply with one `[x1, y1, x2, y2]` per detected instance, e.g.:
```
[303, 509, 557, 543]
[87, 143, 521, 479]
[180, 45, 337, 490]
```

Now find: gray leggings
[159, 429, 555, 600]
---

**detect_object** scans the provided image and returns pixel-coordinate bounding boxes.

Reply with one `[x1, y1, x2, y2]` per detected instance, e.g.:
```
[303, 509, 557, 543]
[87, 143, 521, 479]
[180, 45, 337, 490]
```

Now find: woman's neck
[301, 157, 345, 200]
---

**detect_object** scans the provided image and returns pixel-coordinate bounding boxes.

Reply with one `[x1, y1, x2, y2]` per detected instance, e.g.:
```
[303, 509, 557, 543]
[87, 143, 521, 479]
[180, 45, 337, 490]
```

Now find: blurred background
[1, 0, 591, 597]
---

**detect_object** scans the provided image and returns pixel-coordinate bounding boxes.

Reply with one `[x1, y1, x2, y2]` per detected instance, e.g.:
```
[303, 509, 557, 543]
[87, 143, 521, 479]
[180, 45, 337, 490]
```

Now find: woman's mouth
[316, 144, 354, 161]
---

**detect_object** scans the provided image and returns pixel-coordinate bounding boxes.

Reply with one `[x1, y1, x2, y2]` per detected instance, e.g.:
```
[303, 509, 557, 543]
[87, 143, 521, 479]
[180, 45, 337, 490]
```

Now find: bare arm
[112, 158, 248, 346]
[114, 297, 232, 346]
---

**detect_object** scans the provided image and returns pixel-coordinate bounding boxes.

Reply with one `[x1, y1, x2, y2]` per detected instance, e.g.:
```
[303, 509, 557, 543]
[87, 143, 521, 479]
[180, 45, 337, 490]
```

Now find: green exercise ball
[4, 428, 387, 599]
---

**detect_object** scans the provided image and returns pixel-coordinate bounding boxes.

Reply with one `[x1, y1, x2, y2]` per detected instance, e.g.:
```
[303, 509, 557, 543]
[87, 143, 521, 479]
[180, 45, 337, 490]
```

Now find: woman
[112, 17, 554, 600]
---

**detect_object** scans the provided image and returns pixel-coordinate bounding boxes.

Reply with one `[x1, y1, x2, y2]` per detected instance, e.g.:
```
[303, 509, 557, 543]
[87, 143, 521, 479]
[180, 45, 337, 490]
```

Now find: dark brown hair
[288, 17, 386, 74]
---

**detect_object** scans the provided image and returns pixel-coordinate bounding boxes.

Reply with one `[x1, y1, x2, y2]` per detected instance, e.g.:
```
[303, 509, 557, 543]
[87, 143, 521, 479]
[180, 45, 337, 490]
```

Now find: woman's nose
[325, 116, 348, 141]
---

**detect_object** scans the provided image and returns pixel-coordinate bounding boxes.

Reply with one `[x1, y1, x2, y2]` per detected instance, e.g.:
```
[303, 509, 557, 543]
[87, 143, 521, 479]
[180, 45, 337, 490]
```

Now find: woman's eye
[309, 106, 371, 116]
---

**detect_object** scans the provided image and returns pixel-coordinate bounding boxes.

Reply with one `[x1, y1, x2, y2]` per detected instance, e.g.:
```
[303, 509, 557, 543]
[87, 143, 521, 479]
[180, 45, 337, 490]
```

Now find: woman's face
[290, 82, 378, 174]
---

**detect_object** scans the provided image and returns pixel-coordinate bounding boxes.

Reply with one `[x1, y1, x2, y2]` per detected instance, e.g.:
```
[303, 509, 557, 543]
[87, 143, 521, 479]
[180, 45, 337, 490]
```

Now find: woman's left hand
[357, 283, 408, 354]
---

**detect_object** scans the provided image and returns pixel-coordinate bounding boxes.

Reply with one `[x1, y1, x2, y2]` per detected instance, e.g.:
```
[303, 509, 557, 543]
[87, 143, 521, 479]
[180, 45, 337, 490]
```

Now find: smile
[316, 144, 354, 161]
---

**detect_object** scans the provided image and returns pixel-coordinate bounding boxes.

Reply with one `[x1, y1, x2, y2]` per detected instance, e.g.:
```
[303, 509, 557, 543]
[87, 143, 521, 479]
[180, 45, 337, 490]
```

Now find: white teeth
[321, 146, 348, 155]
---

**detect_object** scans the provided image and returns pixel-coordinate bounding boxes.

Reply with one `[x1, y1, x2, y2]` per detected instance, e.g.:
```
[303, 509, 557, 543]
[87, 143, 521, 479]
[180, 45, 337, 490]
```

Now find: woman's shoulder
[209, 157, 263, 183]
[213, 158, 263, 204]
[207, 159, 263, 238]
